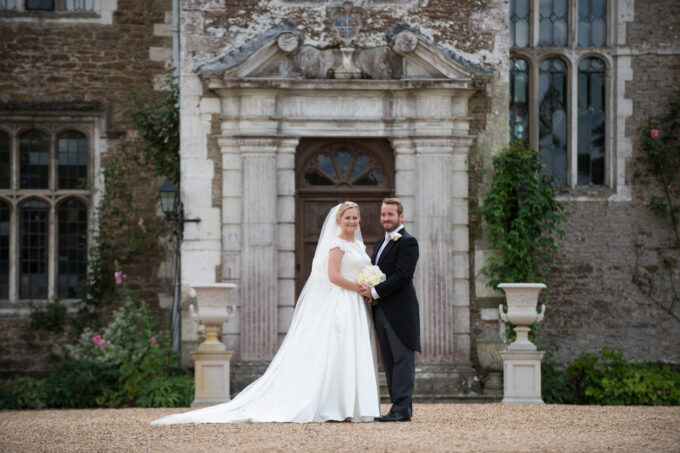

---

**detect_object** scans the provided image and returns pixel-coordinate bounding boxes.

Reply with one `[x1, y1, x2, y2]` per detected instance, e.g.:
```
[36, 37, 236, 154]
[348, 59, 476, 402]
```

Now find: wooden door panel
[295, 139, 394, 298]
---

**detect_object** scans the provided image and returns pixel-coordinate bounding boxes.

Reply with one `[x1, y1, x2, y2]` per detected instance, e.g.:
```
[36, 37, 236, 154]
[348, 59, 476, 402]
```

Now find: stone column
[239, 137, 280, 360]
[391, 138, 417, 233]
[412, 137, 456, 361]
[451, 139, 473, 363]
[276, 138, 299, 345]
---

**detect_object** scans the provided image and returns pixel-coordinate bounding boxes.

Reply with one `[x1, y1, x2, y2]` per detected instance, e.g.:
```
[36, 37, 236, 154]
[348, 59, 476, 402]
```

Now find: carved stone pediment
[196, 22, 487, 82]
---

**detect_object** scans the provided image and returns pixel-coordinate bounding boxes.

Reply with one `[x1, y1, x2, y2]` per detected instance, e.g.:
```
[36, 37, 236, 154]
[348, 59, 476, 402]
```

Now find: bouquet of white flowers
[356, 265, 386, 287]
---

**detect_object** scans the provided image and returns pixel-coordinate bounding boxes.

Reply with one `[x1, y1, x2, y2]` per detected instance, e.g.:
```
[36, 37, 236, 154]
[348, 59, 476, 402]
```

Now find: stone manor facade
[1, 0, 679, 397]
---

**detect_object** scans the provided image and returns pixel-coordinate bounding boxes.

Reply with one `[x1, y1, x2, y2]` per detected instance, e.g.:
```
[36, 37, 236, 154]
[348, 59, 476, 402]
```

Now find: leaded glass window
[66, 0, 93, 11]
[578, 0, 606, 47]
[539, 58, 568, 185]
[578, 58, 605, 185]
[539, 0, 568, 47]
[58, 199, 88, 298]
[510, 0, 530, 48]
[510, 58, 530, 144]
[26, 0, 54, 10]
[302, 145, 387, 188]
[0, 0, 16, 10]
[58, 130, 88, 189]
[20, 130, 49, 189]
[20, 200, 48, 299]
[0, 131, 9, 189]
[0, 201, 9, 300]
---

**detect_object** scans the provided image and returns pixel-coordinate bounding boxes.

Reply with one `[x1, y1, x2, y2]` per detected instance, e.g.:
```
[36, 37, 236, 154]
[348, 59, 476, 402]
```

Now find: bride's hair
[335, 201, 360, 224]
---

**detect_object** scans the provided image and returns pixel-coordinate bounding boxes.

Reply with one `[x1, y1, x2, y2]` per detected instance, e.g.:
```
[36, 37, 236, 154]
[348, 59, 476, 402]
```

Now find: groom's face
[380, 203, 403, 232]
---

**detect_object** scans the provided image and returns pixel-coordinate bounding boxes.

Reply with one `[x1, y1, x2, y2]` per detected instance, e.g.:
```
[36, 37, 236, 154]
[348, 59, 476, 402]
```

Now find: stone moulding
[195, 21, 490, 82]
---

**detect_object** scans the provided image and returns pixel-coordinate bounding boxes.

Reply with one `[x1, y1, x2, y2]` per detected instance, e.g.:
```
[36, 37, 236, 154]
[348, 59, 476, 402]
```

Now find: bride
[152, 202, 380, 424]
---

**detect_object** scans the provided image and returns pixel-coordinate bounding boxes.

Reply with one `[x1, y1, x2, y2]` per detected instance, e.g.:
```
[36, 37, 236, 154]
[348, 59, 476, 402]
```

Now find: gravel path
[1, 404, 679, 452]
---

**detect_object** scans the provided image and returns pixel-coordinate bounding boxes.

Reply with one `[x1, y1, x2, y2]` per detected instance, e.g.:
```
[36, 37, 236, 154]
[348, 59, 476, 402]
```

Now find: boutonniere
[390, 232, 402, 241]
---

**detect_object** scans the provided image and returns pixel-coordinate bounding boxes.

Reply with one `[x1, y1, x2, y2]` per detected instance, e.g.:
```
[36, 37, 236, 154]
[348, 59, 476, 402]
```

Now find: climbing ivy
[478, 141, 566, 288]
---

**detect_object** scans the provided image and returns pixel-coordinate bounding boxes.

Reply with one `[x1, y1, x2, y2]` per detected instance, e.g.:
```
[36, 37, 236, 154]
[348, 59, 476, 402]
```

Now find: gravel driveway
[1, 404, 678, 452]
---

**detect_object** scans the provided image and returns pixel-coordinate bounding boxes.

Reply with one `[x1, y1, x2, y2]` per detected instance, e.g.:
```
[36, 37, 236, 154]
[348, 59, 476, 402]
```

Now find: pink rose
[650, 129, 660, 139]
[114, 271, 127, 285]
[137, 217, 146, 232]
[150, 337, 157, 346]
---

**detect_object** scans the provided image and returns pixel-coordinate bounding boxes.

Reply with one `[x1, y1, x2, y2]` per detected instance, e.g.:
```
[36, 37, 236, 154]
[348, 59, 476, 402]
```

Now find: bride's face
[339, 208, 360, 235]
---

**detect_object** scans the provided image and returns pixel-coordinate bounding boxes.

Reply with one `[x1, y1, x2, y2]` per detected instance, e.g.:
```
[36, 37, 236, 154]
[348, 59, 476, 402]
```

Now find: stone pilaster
[451, 140, 473, 363]
[390, 138, 417, 233]
[276, 138, 300, 344]
[412, 137, 456, 361]
[239, 137, 280, 360]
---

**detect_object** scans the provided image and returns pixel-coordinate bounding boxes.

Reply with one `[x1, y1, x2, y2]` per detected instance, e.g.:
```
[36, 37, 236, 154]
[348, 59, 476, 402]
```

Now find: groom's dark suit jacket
[371, 228, 421, 353]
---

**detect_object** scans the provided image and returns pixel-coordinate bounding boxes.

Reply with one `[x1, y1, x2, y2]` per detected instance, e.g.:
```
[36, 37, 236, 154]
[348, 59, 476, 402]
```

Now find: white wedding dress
[152, 205, 380, 424]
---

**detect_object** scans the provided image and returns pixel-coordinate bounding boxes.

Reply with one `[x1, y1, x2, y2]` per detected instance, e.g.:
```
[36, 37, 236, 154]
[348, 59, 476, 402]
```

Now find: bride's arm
[328, 247, 362, 292]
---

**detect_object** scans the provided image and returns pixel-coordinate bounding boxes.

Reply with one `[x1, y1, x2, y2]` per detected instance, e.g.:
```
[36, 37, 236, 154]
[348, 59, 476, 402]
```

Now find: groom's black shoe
[377, 412, 411, 422]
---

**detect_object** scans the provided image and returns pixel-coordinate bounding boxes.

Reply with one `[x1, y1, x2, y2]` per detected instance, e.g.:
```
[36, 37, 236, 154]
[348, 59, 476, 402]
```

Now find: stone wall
[0, 0, 174, 377]
[473, 0, 680, 367]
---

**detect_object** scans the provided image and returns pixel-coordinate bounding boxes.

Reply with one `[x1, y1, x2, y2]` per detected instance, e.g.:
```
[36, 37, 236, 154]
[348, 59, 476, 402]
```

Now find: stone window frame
[0, 118, 96, 303]
[0, 0, 116, 24]
[510, 0, 626, 196]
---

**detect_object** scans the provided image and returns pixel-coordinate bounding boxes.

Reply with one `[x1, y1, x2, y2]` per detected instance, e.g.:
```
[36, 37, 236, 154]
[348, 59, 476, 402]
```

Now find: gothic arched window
[58, 130, 88, 189]
[578, 57, 606, 185]
[510, 57, 530, 144]
[20, 130, 49, 189]
[58, 199, 88, 298]
[19, 200, 49, 299]
[539, 57, 568, 185]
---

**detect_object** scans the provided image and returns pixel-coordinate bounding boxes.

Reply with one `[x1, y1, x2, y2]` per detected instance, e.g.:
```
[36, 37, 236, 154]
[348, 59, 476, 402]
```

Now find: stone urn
[498, 283, 546, 351]
[498, 282, 546, 404]
[189, 283, 237, 352]
[189, 283, 237, 407]
[476, 339, 504, 396]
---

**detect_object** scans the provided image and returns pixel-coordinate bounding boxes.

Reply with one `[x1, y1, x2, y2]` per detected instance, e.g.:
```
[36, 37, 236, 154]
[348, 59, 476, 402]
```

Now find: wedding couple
[152, 198, 420, 424]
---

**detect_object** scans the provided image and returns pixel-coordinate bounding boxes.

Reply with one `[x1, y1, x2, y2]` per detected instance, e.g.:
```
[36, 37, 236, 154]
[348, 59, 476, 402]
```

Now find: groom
[360, 197, 420, 422]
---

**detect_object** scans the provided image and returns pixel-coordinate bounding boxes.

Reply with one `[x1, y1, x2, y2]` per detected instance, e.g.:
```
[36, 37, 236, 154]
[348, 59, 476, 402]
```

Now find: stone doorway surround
[180, 22, 489, 397]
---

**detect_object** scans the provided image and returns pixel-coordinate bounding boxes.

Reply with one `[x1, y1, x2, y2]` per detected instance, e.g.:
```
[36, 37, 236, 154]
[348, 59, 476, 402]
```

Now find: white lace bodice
[331, 237, 371, 281]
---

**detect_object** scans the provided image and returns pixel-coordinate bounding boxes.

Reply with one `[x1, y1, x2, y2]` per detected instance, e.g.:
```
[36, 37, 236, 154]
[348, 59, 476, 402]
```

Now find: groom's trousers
[374, 304, 415, 417]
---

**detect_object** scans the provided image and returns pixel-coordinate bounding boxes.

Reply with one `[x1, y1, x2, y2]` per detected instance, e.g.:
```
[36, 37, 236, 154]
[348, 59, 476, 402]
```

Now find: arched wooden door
[295, 138, 394, 296]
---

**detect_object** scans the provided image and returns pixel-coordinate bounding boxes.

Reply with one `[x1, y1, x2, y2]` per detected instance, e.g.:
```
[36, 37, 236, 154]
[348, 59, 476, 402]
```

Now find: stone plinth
[500, 350, 545, 404]
[191, 351, 234, 407]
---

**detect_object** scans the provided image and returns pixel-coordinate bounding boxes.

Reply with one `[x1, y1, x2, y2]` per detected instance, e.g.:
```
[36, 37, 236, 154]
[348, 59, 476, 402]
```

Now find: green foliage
[129, 73, 180, 185]
[65, 269, 183, 407]
[0, 377, 47, 410]
[541, 353, 569, 404]
[478, 141, 565, 288]
[43, 361, 119, 408]
[29, 300, 67, 331]
[135, 375, 194, 408]
[544, 348, 680, 405]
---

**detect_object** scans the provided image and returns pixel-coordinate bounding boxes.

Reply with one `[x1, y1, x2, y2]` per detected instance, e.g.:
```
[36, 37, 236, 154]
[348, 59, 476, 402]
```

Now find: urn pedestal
[498, 283, 546, 404]
[189, 283, 237, 408]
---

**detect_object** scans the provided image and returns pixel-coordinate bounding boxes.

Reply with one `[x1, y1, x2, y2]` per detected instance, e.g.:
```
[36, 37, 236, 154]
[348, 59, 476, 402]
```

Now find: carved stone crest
[329, 1, 366, 47]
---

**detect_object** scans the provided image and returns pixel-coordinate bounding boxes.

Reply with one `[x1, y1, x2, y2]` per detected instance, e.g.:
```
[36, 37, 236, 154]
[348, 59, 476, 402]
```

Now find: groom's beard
[382, 220, 402, 232]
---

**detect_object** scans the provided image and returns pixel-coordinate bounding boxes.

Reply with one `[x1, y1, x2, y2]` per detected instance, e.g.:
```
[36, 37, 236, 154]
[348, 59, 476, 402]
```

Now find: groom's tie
[375, 231, 391, 263]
